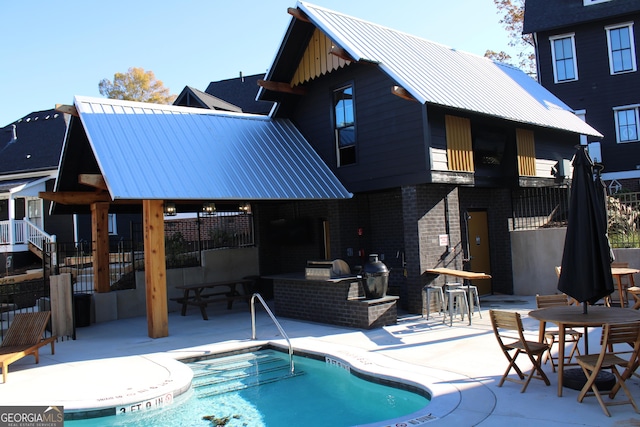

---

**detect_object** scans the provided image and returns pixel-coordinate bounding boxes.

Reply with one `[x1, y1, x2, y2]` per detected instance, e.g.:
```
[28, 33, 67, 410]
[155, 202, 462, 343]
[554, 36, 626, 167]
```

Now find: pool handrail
[250, 293, 295, 374]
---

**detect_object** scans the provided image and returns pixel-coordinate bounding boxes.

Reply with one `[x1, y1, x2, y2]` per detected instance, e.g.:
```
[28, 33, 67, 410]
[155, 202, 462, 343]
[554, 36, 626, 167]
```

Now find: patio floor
[0, 295, 639, 426]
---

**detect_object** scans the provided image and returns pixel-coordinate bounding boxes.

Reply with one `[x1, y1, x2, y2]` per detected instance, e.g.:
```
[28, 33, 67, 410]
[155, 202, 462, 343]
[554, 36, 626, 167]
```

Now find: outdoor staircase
[189, 351, 304, 398]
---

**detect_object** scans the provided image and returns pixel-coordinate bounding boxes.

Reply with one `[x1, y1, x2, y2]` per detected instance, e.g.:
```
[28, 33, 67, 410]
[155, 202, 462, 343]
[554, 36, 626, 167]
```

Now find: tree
[98, 67, 176, 104]
[485, 0, 536, 78]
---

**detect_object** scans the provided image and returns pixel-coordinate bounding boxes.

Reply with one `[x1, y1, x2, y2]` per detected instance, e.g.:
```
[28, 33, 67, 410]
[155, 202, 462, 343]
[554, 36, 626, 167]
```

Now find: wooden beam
[39, 191, 139, 205]
[391, 85, 418, 102]
[329, 46, 355, 62]
[257, 79, 308, 95]
[55, 104, 78, 117]
[143, 199, 169, 338]
[287, 7, 310, 22]
[91, 202, 110, 293]
[78, 174, 108, 191]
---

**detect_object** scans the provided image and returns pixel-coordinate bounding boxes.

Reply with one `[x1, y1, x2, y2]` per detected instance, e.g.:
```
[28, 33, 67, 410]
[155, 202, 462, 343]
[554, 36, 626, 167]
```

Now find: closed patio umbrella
[558, 146, 614, 313]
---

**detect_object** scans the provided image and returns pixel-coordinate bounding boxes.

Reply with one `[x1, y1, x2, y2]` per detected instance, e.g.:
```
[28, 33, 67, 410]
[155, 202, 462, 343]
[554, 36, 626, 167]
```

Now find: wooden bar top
[425, 268, 492, 280]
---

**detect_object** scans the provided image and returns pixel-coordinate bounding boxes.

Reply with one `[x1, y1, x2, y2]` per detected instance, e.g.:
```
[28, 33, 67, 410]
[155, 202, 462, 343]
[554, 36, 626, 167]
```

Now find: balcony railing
[0, 218, 55, 252]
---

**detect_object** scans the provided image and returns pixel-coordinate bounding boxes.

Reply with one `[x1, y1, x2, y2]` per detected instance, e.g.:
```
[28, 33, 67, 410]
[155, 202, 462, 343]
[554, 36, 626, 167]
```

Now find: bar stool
[463, 284, 482, 318]
[423, 285, 445, 320]
[444, 283, 469, 326]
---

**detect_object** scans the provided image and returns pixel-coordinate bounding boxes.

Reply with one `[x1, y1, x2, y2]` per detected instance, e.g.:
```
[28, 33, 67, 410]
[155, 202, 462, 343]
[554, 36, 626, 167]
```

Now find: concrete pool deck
[0, 295, 639, 426]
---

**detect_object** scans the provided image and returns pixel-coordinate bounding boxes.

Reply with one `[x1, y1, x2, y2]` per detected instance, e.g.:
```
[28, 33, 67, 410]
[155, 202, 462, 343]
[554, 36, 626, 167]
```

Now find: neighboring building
[524, 0, 640, 192]
[0, 110, 70, 269]
[0, 110, 138, 271]
[173, 86, 243, 112]
[254, 2, 601, 311]
[205, 73, 274, 115]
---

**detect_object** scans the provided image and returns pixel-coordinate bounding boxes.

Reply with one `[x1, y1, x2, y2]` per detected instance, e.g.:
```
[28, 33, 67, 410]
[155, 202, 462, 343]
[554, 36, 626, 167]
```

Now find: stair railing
[250, 293, 294, 374]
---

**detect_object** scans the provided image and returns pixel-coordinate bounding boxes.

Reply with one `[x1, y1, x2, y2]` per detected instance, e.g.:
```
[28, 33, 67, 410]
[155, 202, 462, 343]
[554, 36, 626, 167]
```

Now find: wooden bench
[171, 279, 255, 320]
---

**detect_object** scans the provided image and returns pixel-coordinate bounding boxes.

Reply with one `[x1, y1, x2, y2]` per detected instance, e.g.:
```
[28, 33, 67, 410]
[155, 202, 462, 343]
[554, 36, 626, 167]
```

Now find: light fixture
[202, 202, 216, 216]
[239, 202, 251, 214]
[164, 201, 177, 216]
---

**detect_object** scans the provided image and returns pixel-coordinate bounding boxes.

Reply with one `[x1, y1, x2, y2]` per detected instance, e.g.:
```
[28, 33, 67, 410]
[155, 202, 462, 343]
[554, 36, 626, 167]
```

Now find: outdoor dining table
[425, 268, 491, 325]
[528, 305, 640, 396]
[611, 267, 640, 307]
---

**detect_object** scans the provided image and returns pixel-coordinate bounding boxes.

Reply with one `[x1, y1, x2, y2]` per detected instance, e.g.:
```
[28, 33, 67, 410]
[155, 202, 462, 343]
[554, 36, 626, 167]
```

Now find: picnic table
[172, 279, 254, 320]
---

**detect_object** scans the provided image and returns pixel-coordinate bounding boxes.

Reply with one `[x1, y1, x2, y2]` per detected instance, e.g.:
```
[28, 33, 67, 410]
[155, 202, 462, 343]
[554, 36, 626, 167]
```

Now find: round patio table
[528, 305, 640, 397]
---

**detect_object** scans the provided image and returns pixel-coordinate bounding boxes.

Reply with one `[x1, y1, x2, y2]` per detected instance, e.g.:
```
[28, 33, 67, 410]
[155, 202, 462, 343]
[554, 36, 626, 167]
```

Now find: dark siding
[290, 64, 429, 193]
[535, 12, 640, 174]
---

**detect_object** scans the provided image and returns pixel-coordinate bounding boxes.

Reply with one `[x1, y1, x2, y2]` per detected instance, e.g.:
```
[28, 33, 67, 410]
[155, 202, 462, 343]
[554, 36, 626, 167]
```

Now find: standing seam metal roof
[294, 1, 602, 138]
[73, 96, 351, 201]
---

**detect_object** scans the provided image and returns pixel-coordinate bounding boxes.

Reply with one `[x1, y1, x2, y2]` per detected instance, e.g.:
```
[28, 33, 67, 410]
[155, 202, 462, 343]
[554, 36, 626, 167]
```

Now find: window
[606, 23, 637, 74]
[550, 34, 578, 83]
[333, 85, 356, 166]
[614, 106, 639, 143]
[27, 199, 42, 228]
[108, 214, 117, 235]
[584, 0, 612, 5]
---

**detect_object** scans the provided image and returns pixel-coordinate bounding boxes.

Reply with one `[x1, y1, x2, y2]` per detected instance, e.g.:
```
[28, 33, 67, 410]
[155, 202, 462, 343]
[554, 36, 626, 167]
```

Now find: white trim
[584, 0, 612, 5]
[602, 170, 640, 181]
[549, 34, 578, 83]
[613, 104, 640, 143]
[605, 22, 637, 75]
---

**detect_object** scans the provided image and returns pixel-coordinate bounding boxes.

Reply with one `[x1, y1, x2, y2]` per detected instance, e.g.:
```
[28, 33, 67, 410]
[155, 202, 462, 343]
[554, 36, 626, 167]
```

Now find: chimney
[239, 71, 244, 83]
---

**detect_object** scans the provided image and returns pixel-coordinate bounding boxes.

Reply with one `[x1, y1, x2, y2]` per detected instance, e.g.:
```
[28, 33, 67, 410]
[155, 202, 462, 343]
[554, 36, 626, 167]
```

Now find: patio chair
[535, 294, 584, 372]
[629, 286, 640, 310]
[576, 321, 640, 417]
[0, 311, 57, 383]
[489, 309, 551, 393]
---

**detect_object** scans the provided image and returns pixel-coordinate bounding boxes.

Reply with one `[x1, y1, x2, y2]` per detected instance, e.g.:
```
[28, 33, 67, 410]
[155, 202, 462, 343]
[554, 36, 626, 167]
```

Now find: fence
[511, 187, 640, 248]
[608, 192, 640, 248]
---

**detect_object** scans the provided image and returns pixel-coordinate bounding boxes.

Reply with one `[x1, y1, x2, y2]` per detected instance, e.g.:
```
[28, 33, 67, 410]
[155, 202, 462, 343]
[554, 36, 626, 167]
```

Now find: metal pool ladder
[251, 293, 295, 374]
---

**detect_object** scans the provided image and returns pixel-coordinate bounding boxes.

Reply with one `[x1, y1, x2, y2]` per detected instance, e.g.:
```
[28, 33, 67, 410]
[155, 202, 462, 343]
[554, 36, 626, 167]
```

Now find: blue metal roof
[73, 96, 352, 201]
[285, 2, 602, 138]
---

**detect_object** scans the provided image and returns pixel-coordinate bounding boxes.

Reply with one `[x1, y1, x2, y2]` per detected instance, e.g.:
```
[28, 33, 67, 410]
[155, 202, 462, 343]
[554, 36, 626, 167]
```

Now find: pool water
[67, 349, 430, 426]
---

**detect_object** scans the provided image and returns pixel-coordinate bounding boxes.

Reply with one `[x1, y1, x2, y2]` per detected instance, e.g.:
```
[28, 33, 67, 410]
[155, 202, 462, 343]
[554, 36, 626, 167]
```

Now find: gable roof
[0, 109, 68, 176]
[259, 1, 602, 138]
[56, 96, 351, 202]
[205, 73, 274, 115]
[523, 0, 640, 34]
[173, 86, 242, 112]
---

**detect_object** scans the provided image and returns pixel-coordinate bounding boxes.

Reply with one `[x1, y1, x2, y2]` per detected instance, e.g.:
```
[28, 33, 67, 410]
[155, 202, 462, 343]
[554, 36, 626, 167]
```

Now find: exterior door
[467, 210, 492, 295]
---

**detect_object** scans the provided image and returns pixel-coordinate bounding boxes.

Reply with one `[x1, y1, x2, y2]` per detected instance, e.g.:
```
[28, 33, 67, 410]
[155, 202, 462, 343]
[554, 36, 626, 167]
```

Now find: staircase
[189, 351, 304, 398]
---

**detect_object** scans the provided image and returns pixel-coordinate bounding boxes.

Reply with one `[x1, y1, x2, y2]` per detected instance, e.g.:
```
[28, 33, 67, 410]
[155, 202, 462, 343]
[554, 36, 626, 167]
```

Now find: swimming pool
[67, 348, 430, 426]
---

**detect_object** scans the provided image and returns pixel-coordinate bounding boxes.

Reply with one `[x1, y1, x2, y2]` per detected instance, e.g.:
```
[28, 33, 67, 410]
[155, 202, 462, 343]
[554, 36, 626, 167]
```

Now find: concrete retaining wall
[511, 227, 639, 296]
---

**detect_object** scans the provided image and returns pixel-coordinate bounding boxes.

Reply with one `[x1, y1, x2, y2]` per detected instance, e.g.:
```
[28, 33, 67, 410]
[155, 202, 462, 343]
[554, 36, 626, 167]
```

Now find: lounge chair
[0, 312, 57, 383]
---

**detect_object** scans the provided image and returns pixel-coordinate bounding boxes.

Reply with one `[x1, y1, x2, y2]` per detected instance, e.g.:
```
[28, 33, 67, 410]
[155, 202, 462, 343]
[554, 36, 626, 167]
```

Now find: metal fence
[511, 187, 640, 248]
[608, 192, 640, 248]
[510, 186, 571, 230]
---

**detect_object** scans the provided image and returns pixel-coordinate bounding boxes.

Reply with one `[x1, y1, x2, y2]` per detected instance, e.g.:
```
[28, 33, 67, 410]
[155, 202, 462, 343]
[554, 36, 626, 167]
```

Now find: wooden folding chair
[535, 294, 583, 372]
[489, 309, 551, 393]
[576, 322, 640, 417]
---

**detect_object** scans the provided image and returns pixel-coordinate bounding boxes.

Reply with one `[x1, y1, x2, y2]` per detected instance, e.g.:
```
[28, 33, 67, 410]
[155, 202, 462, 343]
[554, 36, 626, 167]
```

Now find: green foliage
[98, 67, 176, 104]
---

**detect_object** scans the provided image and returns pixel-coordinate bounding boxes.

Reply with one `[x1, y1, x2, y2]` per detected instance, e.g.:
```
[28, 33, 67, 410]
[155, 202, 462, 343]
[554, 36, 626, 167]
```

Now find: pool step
[189, 351, 303, 398]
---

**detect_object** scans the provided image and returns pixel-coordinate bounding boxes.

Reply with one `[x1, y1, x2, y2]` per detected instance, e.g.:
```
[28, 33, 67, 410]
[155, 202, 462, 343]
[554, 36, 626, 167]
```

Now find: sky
[0, 0, 517, 127]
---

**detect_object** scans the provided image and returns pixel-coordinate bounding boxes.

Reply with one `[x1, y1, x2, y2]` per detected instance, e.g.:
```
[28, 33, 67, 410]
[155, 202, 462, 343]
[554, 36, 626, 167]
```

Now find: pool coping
[63, 337, 495, 426]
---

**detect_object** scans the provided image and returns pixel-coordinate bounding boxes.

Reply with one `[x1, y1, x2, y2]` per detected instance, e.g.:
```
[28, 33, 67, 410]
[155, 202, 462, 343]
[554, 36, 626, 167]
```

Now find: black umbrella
[558, 146, 614, 313]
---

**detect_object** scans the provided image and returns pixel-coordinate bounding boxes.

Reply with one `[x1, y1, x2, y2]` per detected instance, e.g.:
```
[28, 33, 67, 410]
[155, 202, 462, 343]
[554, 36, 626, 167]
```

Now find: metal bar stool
[462, 284, 482, 318]
[423, 285, 445, 321]
[444, 283, 469, 326]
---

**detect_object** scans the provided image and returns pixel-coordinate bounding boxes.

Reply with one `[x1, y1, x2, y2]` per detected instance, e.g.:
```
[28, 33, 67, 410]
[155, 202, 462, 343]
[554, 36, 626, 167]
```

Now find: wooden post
[143, 199, 169, 338]
[91, 202, 110, 293]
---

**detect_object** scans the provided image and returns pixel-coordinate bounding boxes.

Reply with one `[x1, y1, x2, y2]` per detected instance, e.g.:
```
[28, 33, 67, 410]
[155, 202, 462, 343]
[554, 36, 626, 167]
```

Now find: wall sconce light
[239, 202, 251, 214]
[164, 201, 177, 216]
[202, 202, 216, 216]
